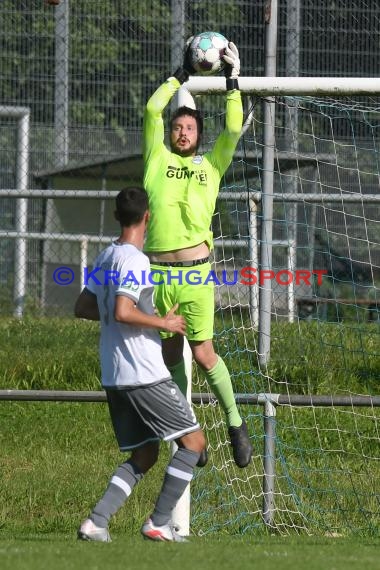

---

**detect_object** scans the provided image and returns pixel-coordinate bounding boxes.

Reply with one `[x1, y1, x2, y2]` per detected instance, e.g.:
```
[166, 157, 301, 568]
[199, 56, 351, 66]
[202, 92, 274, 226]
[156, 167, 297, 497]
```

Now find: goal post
[175, 76, 380, 536]
[0, 106, 30, 319]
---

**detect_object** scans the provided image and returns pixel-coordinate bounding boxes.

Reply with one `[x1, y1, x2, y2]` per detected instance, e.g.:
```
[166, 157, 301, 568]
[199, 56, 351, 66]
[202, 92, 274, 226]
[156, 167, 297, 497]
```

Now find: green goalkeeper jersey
[143, 76, 243, 252]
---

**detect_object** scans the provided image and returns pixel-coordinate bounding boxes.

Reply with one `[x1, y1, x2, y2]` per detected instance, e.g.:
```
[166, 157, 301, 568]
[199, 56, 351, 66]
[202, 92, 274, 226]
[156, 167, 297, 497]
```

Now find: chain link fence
[0, 0, 379, 316]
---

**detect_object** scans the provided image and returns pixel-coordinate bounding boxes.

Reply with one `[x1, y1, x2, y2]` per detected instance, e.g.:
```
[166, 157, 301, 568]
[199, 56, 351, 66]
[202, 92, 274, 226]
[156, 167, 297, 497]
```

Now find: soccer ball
[188, 31, 229, 76]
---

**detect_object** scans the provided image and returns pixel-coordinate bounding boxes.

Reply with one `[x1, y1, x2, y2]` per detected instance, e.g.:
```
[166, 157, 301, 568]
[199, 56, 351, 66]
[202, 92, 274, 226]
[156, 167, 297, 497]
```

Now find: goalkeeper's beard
[171, 140, 199, 157]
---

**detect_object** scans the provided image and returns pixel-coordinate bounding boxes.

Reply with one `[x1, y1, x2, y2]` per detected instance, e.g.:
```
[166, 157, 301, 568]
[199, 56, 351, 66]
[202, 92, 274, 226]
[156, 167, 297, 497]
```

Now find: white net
[188, 89, 380, 536]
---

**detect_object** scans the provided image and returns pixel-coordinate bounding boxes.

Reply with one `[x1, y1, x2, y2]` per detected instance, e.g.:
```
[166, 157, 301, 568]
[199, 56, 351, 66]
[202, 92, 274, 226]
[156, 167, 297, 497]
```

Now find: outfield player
[143, 41, 252, 468]
[75, 187, 205, 542]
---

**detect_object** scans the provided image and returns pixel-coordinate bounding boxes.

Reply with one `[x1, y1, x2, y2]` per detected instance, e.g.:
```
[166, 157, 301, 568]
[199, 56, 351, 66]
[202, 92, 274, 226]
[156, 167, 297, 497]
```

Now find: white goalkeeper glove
[223, 42, 240, 80]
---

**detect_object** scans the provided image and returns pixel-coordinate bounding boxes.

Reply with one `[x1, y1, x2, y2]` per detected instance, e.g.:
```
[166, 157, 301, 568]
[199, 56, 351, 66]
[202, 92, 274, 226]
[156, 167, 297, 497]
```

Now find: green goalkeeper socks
[168, 359, 188, 396]
[204, 356, 242, 428]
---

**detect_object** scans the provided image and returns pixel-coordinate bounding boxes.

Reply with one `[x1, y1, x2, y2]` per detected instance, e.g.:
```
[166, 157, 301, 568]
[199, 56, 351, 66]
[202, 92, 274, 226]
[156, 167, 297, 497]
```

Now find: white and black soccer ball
[189, 31, 229, 76]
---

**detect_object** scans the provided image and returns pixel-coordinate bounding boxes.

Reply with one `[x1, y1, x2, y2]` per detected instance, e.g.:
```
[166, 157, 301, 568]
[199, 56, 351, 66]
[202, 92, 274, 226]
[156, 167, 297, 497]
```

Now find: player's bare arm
[114, 296, 186, 335]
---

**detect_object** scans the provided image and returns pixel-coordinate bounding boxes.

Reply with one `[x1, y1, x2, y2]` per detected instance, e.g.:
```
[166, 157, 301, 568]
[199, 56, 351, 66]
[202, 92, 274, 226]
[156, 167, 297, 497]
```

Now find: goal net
[185, 77, 380, 537]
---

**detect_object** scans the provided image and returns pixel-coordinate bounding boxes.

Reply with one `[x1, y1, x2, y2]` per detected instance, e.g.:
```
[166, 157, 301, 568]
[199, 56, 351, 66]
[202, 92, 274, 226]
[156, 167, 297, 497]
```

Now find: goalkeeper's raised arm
[211, 41, 243, 174]
[142, 39, 252, 470]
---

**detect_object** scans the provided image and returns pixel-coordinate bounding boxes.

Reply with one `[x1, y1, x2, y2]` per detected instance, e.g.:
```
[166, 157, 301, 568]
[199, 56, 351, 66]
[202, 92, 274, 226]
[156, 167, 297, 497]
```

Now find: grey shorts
[105, 379, 200, 451]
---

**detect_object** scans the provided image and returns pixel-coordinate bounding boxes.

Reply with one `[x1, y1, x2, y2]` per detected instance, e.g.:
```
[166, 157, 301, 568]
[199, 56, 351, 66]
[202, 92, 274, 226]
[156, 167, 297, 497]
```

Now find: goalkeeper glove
[173, 36, 195, 84]
[223, 42, 240, 90]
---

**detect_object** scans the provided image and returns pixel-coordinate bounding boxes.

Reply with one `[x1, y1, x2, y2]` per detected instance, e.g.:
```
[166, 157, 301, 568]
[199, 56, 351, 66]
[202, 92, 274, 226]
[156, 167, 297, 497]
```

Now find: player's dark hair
[115, 186, 149, 227]
[170, 106, 203, 147]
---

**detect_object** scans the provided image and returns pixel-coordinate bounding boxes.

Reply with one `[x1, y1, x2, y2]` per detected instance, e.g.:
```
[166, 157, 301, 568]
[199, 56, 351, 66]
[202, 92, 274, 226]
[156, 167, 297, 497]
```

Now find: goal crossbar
[186, 76, 380, 95]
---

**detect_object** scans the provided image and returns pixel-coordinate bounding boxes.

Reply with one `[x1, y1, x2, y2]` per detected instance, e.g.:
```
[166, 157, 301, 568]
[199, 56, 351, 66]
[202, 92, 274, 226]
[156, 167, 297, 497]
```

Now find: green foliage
[0, 0, 247, 153]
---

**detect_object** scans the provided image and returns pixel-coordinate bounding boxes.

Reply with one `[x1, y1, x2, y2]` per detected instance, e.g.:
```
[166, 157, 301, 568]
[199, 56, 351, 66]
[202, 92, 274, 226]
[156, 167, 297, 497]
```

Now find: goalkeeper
[143, 40, 252, 468]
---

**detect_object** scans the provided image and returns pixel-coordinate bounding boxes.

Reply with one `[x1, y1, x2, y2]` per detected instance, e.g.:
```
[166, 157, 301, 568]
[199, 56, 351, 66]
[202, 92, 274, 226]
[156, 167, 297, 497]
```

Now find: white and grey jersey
[86, 241, 170, 388]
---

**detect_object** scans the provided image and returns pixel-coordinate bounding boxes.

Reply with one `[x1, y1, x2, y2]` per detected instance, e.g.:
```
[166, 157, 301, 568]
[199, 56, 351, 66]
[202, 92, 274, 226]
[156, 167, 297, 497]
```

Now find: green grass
[0, 535, 379, 570]
[0, 316, 378, 394]
[0, 317, 101, 390]
[0, 316, 379, 544]
[0, 402, 162, 536]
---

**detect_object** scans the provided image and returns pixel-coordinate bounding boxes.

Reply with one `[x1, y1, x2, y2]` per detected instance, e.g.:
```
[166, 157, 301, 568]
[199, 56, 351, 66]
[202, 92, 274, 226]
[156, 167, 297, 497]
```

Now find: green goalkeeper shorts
[150, 261, 214, 341]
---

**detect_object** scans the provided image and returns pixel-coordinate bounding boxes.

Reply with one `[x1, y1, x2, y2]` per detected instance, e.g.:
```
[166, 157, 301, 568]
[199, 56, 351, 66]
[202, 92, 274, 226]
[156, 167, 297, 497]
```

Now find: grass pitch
[0, 316, 379, 564]
[0, 534, 379, 570]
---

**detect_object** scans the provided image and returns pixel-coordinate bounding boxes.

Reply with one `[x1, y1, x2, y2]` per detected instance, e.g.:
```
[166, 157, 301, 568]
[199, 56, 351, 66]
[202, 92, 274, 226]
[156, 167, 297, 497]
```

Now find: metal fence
[1, 1, 380, 318]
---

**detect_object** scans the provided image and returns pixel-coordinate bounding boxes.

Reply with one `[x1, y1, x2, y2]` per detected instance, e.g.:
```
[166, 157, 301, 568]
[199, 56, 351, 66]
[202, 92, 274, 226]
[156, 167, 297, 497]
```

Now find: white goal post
[0, 106, 30, 318]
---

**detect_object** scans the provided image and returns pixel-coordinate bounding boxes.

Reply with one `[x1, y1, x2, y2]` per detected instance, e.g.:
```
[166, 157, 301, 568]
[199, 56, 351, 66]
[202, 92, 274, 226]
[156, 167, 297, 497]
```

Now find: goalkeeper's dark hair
[115, 186, 149, 227]
[170, 106, 204, 140]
